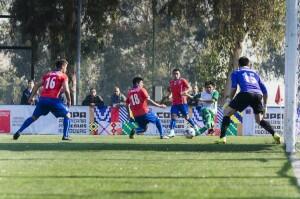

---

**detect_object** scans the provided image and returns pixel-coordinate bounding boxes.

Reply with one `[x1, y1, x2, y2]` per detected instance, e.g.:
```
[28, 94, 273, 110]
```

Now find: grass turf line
[0, 135, 299, 199]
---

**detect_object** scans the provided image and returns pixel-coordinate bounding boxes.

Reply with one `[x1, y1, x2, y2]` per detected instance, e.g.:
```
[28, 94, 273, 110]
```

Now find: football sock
[259, 119, 275, 136]
[63, 117, 70, 138]
[186, 118, 196, 127]
[169, 118, 176, 129]
[220, 116, 230, 138]
[16, 117, 35, 133]
[197, 127, 208, 135]
[155, 119, 163, 137]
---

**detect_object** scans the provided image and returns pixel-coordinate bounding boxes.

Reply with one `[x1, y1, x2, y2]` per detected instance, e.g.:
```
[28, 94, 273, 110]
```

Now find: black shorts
[229, 92, 264, 114]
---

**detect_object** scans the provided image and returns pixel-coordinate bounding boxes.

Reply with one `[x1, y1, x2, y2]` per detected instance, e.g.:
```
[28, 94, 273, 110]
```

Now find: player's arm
[62, 80, 72, 106]
[258, 78, 268, 106]
[148, 98, 166, 108]
[28, 81, 42, 104]
[180, 79, 192, 96]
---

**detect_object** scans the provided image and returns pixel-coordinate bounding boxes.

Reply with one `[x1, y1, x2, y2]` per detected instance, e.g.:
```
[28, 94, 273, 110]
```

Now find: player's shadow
[0, 142, 284, 153]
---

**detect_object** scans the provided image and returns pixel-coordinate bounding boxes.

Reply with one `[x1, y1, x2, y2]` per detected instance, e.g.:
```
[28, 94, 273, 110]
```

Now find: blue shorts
[171, 104, 189, 116]
[134, 111, 159, 131]
[33, 97, 69, 118]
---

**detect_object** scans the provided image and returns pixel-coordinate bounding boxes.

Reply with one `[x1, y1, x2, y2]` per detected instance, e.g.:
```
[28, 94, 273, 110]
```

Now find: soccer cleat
[13, 133, 20, 140]
[129, 129, 136, 139]
[160, 135, 170, 139]
[215, 137, 226, 144]
[62, 136, 72, 141]
[273, 133, 281, 144]
[207, 128, 215, 136]
[168, 129, 176, 138]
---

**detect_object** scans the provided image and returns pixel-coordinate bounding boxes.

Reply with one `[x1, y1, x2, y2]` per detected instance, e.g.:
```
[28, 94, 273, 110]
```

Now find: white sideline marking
[289, 153, 300, 186]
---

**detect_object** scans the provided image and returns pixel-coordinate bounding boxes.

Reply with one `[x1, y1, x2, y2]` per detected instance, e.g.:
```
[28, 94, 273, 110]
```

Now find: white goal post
[284, 0, 299, 153]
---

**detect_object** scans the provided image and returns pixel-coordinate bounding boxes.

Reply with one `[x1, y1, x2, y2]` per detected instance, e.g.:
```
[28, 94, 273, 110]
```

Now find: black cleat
[13, 133, 20, 140]
[129, 129, 136, 139]
[62, 136, 72, 141]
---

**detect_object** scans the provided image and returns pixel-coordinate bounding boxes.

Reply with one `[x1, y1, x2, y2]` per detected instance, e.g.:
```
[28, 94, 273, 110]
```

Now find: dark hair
[28, 79, 34, 83]
[90, 88, 96, 92]
[205, 80, 215, 87]
[132, 77, 143, 85]
[172, 68, 180, 73]
[56, 59, 68, 69]
[238, 56, 249, 67]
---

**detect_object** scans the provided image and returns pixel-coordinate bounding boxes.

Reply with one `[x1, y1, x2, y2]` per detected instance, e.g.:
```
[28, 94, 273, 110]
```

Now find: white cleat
[168, 129, 176, 138]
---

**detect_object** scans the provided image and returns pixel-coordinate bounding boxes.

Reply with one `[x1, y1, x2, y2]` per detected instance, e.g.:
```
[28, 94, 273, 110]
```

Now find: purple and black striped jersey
[231, 67, 267, 95]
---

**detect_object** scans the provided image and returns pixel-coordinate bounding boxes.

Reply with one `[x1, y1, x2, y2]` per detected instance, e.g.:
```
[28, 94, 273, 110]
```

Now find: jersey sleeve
[231, 71, 238, 89]
[141, 88, 150, 100]
[212, 91, 219, 101]
[182, 79, 189, 89]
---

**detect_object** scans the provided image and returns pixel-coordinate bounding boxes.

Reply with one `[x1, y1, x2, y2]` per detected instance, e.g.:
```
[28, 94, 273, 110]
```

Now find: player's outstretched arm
[62, 80, 71, 106]
[28, 81, 42, 104]
[148, 98, 166, 108]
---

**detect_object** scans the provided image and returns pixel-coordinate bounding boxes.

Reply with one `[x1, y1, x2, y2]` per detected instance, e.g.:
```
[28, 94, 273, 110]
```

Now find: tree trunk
[221, 39, 244, 103]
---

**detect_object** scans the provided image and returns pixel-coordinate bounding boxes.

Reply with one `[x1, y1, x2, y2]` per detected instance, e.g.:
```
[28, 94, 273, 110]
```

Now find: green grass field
[0, 135, 299, 199]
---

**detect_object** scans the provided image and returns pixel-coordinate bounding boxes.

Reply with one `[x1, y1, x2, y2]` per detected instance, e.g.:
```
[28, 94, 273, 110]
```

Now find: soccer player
[187, 81, 219, 136]
[216, 56, 281, 144]
[126, 77, 169, 139]
[167, 68, 199, 138]
[13, 59, 72, 140]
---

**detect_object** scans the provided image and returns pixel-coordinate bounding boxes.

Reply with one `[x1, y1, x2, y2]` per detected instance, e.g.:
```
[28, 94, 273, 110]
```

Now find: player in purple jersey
[216, 56, 281, 144]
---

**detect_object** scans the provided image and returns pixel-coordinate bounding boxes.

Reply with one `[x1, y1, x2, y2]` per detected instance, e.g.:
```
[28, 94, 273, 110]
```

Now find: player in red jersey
[126, 77, 169, 139]
[13, 59, 72, 140]
[167, 68, 199, 137]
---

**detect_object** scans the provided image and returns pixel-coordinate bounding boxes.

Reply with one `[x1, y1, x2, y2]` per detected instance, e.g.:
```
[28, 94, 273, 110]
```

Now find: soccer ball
[185, 128, 196, 139]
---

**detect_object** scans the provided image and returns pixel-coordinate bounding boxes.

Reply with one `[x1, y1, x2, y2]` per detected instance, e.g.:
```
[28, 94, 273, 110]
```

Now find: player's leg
[252, 95, 281, 144]
[146, 112, 168, 139]
[51, 99, 71, 140]
[207, 110, 216, 135]
[129, 115, 147, 139]
[168, 105, 179, 137]
[181, 104, 199, 132]
[216, 93, 248, 144]
[197, 108, 211, 136]
[13, 99, 48, 140]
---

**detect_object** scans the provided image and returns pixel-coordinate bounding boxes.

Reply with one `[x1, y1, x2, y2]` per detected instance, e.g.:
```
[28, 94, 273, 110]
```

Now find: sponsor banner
[0, 110, 10, 133]
[0, 105, 89, 135]
[242, 106, 284, 136]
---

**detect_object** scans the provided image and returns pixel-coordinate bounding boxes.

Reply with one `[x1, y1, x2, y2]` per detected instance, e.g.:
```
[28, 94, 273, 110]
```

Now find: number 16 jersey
[40, 71, 68, 98]
[126, 87, 149, 117]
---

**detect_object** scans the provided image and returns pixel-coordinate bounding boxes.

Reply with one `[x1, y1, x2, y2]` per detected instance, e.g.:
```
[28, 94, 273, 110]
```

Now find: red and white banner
[0, 105, 89, 135]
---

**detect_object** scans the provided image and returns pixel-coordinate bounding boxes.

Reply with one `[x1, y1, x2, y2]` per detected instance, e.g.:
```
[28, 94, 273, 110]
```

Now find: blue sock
[16, 117, 35, 133]
[187, 118, 196, 127]
[155, 119, 163, 137]
[169, 119, 176, 129]
[63, 117, 70, 138]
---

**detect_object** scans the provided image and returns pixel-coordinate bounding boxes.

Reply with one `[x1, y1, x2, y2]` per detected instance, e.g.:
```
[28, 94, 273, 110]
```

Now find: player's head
[238, 56, 250, 67]
[204, 81, 215, 93]
[27, 79, 34, 89]
[114, 86, 120, 95]
[90, 88, 97, 96]
[192, 84, 199, 94]
[172, 68, 181, 80]
[56, 59, 68, 73]
[132, 77, 144, 88]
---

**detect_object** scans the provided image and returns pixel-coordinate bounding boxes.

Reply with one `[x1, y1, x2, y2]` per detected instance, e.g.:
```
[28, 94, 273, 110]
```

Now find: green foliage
[0, 0, 285, 104]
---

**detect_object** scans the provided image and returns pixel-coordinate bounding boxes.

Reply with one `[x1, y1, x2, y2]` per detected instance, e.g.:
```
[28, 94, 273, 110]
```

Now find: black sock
[220, 116, 230, 138]
[259, 119, 275, 136]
